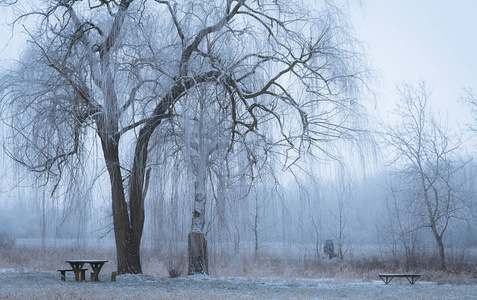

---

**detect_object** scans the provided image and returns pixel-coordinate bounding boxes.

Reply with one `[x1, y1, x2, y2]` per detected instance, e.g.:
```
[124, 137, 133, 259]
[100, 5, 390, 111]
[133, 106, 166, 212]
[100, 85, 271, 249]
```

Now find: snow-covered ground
[1, 269, 476, 299]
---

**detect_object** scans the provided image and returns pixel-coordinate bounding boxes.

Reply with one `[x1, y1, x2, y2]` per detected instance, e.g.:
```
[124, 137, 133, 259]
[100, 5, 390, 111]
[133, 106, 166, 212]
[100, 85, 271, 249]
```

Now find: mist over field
[1, 0, 477, 298]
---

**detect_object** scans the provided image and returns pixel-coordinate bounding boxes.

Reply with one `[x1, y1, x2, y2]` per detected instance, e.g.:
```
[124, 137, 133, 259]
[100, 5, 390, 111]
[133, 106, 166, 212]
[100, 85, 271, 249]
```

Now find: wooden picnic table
[379, 273, 420, 284]
[65, 260, 108, 281]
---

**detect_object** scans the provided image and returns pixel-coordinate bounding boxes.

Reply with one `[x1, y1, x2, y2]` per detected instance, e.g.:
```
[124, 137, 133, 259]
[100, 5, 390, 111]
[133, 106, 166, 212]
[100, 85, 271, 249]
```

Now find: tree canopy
[1, 0, 369, 273]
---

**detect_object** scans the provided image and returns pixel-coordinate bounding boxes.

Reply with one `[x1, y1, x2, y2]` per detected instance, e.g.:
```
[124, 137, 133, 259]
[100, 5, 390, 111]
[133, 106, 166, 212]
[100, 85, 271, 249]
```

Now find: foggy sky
[352, 0, 477, 125]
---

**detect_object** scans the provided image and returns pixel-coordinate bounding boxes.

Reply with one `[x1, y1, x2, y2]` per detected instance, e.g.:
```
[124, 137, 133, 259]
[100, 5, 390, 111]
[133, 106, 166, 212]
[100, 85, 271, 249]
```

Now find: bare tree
[381, 82, 470, 271]
[1, 0, 368, 274]
[245, 183, 277, 259]
[329, 174, 352, 260]
[379, 176, 424, 270]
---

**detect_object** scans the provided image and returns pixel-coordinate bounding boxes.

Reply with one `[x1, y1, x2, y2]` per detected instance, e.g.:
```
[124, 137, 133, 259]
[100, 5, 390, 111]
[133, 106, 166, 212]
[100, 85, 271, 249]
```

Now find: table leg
[69, 263, 86, 281]
[380, 276, 393, 284]
[90, 262, 105, 282]
[60, 270, 66, 281]
[407, 276, 419, 284]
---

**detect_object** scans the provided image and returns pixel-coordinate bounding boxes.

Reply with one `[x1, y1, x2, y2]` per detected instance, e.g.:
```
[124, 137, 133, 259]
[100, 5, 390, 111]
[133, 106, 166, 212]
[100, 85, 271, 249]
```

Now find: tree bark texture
[188, 168, 209, 275]
[188, 232, 208, 275]
[96, 0, 143, 274]
[436, 236, 446, 271]
[188, 94, 210, 275]
[431, 225, 447, 271]
[99, 126, 142, 274]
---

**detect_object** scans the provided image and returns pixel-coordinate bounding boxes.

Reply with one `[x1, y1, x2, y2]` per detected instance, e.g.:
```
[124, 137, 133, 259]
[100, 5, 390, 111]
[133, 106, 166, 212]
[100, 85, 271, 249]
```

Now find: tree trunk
[428, 206, 446, 271]
[188, 93, 209, 275]
[40, 190, 46, 253]
[419, 166, 447, 272]
[437, 238, 446, 271]
[123, 127, 155, 274]
[188, 179, 208, 275]
[188, 232, 208, 275]
[338, 209, 344, 260]
[253, 198, 259, 259]
[435, 233, 446, 271]
[254, 213, 259, 258]
[99, 130, 142, 274]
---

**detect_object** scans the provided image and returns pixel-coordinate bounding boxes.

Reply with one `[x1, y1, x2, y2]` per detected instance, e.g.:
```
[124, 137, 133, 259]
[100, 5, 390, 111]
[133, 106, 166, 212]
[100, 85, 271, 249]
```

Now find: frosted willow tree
[381, 82, 470, 271]
[166, 85, 235, 275]
[1, 0, 151, 273]
[1, 0, 368, 274]
[146, 0, 369, 274]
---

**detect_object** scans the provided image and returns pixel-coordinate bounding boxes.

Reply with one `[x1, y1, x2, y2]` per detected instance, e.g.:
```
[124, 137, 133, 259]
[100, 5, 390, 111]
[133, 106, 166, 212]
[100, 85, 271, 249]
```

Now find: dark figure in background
[324, 240, 337, 259]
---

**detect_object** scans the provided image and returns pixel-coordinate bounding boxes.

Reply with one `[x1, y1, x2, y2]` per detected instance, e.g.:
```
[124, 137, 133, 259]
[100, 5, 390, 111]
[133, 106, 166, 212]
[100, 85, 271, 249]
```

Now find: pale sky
[352, 0, 477, 125]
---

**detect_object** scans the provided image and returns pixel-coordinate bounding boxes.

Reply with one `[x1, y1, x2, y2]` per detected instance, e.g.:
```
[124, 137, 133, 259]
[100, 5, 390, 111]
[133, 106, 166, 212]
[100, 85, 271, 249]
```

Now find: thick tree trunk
[123, 128, 154, 274]
[188, 232, 208, 275]
[99, 0, 141, 274]
[99, 129, 142, 274]
[188, 182, 209, 275]
[188, 95, 209, 275]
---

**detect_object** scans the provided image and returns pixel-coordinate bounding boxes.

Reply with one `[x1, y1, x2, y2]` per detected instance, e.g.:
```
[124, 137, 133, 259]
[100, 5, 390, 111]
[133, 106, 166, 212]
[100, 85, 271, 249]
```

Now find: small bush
[168, 268, 182, 278]
[163, 251, 186, 278]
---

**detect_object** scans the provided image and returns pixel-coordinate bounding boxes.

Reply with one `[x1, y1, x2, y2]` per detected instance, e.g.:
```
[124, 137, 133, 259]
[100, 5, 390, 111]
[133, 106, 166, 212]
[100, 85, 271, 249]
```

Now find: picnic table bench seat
[58, 268, 88, 281]
[379, 273, 420, 284]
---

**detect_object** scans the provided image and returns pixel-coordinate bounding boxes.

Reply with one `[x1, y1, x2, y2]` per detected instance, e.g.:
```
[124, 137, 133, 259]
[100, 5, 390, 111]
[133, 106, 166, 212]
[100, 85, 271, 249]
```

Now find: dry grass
[0, 244, 117, 273]
[1, 242, 476, 285]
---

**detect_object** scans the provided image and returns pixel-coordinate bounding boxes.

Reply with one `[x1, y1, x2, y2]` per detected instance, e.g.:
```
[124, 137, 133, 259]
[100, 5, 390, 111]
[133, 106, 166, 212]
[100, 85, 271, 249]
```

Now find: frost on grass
[1, 270, 477, 299]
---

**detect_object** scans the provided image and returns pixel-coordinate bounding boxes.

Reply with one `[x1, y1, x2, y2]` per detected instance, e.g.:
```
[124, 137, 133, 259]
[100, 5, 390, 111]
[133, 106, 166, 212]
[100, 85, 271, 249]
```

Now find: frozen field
[1, 269, 477, 299]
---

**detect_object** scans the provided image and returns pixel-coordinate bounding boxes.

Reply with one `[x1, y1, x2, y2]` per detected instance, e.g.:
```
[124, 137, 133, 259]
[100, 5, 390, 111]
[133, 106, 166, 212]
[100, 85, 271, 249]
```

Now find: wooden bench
[379, 273, 420, 284]
[58, 268, 88, 281]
